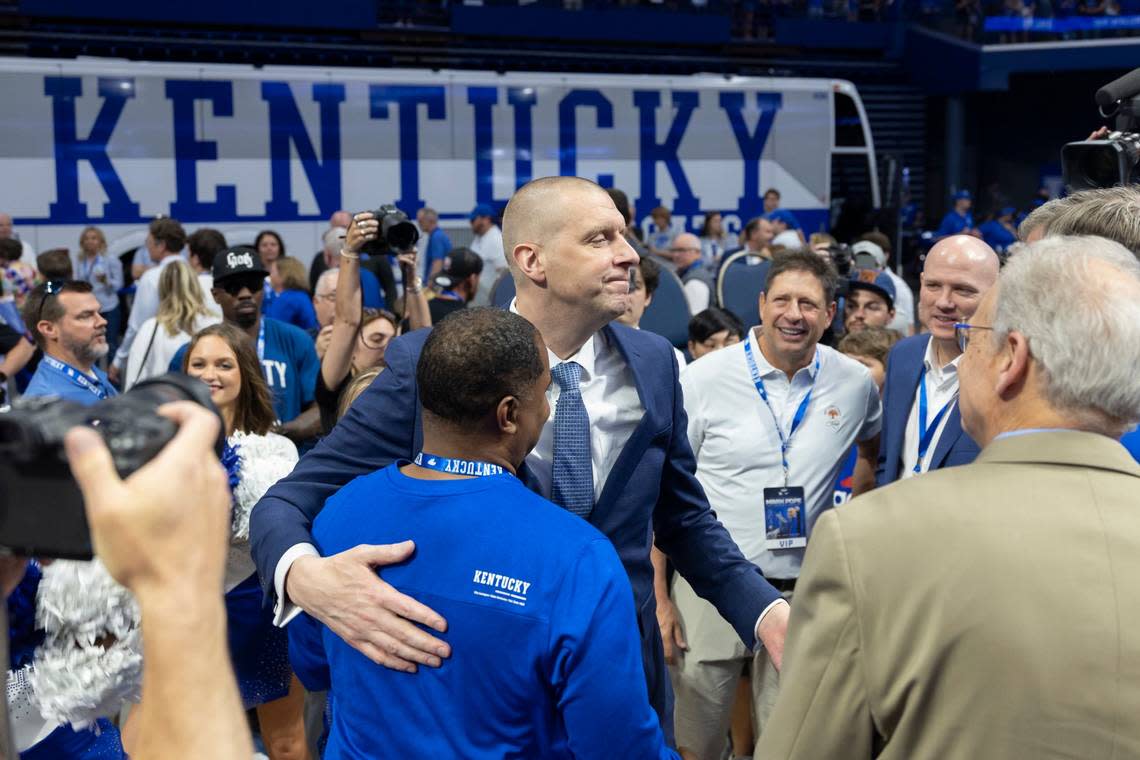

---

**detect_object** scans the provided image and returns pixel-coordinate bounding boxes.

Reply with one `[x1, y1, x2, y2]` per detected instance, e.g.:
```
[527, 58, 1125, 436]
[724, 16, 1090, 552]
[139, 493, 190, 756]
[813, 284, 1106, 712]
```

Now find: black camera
[0, 373, 221, 559]
[826, 243, 854, 297]
[361, 204, 419, 257]
[1063, 68, 1140, 191]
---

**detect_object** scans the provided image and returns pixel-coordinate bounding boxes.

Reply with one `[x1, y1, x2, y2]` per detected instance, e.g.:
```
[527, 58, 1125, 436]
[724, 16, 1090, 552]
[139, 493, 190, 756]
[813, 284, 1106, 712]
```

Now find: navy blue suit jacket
[876, 333, 981, 485]
[250, 321, 780, 736]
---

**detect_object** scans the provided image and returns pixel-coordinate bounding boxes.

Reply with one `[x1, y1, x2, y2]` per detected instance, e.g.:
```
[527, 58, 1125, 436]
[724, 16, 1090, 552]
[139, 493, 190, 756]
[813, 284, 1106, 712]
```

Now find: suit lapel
[929, 401, 963, 469]
[887, 336, 928, 478]
[591, 325, 657, 525]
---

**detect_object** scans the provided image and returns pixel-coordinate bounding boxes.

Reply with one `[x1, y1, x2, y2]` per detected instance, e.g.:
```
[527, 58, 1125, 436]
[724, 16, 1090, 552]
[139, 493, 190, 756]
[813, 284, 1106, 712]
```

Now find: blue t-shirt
[23, 357, 117, 406]
[979, 220, 1017, 252]
[265, 289, 318, 332]
[1121, 428, 1140, 464]
[169, 317, 318, 423]
[936, 210, 975, 237]
[422, 228, 453, 280]
[289, 464, 677, 760]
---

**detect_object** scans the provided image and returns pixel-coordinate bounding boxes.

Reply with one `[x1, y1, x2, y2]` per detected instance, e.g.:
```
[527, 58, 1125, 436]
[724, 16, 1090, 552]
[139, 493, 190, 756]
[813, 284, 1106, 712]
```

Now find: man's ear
[497, 396, 520, 435]
[994, 330, 1030, 398]
[36, 320, 57, 344]
[512, 242, 546, 287]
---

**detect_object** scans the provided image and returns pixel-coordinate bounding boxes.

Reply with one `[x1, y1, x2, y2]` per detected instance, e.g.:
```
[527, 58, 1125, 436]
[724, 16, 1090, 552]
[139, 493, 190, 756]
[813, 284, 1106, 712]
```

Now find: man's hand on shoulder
[286, 542, 452, 672]
[757, 599, 790, 672]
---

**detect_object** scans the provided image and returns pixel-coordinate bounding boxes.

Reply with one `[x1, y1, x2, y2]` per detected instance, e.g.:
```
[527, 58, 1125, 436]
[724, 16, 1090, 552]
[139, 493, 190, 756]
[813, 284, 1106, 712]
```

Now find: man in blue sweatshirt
[288, 307, 681, 759]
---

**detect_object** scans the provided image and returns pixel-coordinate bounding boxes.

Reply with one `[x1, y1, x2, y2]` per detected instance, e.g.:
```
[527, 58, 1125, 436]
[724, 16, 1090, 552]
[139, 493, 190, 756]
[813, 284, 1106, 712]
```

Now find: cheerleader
[176, 322, 308, 759]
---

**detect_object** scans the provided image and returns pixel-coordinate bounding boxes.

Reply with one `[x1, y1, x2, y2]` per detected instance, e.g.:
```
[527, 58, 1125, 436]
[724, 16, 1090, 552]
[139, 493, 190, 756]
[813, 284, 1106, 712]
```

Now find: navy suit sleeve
[652, 341, 780, 647]
[249, 331, 422, 599]
[549, 539, 679, 760]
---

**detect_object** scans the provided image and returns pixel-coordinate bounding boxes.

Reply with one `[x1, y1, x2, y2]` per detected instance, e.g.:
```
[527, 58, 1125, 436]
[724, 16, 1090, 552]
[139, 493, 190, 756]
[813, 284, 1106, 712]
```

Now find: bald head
[670, 232, 702, 268]
[330, 210, 352, 229]
[0, 213, 12, 239]
[919, 235, 1000, 348]
[502, 176, 615, 272]
[925, 235, 1000, 278]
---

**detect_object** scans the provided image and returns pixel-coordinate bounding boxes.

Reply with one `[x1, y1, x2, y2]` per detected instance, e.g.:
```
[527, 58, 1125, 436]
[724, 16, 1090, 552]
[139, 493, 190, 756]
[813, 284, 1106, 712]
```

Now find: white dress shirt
[901, 338, 960, 478]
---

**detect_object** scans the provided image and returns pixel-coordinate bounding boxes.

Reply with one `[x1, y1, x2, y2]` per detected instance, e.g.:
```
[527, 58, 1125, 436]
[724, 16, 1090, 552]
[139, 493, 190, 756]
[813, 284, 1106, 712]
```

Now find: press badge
[764, 486, 807, 550]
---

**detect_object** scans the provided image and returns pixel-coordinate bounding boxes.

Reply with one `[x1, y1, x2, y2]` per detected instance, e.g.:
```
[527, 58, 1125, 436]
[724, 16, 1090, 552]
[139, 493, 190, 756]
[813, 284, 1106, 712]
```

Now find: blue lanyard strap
[42, 355, 110, 400]
[413, 452, 506, 477]
[256, 319, 265, 363]
[914, 369, 956, 474]
[78, 255, 101, 283]
[743, 335, 819, 485]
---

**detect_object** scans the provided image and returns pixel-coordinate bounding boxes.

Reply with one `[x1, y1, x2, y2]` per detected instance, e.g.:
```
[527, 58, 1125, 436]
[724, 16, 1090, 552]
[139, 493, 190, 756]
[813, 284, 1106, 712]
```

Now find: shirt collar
[923, 336, 961, 379]
[750, 328, 820, 382]
[509, 298, 601, 379]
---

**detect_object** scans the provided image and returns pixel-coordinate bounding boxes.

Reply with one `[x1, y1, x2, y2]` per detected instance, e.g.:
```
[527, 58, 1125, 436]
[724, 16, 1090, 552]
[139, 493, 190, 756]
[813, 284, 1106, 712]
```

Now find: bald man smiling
[875, 235, 1000, 485]
[251, 177, 788, 744]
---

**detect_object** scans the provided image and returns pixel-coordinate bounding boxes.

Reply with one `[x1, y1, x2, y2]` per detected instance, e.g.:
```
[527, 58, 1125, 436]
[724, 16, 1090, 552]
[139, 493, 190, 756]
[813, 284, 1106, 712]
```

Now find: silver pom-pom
[30, 559, 142, 728]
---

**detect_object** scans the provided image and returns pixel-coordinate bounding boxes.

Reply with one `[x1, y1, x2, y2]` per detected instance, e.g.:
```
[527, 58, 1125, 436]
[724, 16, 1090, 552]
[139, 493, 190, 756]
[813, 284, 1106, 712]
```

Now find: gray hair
[1032, 186, 1140, 255]
[995, 235, 1140, 430]
[323, 225, 347, 253]
[1018, 196, 1078, 241]
[314, 268, 338, 296]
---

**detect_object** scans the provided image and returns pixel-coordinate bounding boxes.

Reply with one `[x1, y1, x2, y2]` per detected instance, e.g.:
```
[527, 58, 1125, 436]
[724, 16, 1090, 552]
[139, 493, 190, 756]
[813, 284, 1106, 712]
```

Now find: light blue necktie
[550, 361, 594, 518]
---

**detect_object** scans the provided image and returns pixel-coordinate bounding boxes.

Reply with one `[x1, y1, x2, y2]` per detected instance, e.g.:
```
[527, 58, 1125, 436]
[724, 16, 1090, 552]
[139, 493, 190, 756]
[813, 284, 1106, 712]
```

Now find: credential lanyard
[42, 355, 110, 401]
[414, 452, 506, 478]
[78, 254, 102, 284]
[256, 319, 265, 363]
[743, 335, 818, 486]
[914, 369, 955, 474]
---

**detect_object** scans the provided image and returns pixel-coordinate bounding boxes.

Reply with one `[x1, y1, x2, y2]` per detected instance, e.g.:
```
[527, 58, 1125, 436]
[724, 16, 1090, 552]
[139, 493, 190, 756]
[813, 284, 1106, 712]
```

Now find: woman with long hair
[256, 230, 286, 313]
[699, 211, 734, 265]
[183, 322, 309, 760]
[72, 225, 125, 359]
[266, 255, 318, 331]
[124, 259, 218, 390]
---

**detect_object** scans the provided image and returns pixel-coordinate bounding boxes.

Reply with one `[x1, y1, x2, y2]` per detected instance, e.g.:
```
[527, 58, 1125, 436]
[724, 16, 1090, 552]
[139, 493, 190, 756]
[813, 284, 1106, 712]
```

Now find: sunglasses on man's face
[218, 275, 265, 296]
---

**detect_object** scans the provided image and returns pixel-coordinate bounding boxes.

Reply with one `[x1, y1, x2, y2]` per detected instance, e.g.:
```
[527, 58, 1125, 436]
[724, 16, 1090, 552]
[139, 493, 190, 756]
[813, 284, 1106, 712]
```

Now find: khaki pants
[669, 575, 790, 760]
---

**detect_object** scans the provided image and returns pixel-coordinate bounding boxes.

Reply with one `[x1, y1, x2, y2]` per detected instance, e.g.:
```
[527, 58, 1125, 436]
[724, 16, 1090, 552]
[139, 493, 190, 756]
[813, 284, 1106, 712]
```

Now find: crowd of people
[1, 179, 1140, 760]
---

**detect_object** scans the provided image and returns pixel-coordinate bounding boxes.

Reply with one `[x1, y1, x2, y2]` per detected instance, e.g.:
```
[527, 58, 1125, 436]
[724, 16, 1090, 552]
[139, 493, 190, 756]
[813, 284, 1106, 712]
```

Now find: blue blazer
[250, 321, 780, 737]
[876, 333, 980, 485]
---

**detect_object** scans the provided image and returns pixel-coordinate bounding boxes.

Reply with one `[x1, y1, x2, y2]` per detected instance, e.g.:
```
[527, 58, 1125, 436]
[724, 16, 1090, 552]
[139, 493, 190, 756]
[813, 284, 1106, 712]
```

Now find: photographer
[314, 211, 429, 434]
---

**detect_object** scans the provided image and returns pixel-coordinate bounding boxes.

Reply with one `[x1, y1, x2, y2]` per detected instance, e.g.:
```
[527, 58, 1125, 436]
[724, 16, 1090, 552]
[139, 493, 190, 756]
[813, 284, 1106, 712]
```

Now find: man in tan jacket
[758, 234, 1140, 760]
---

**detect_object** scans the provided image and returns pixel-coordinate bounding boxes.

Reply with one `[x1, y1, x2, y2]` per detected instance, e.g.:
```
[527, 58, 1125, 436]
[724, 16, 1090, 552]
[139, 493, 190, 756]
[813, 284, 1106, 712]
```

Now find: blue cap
[999, 206, 1017, 218]
[849, 268, 896, 310]
[765, 208, 801, 229]
[469, 203, 495, 220]
[952, 190, 973, 202]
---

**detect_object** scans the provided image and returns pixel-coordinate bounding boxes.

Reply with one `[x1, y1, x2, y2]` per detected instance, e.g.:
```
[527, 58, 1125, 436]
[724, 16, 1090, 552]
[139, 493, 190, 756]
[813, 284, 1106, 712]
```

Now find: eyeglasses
[218, 274, 265, 296]
[669, 247, 701, 254]
[36, 280, 66, 325]
[954, 322, 994, 353]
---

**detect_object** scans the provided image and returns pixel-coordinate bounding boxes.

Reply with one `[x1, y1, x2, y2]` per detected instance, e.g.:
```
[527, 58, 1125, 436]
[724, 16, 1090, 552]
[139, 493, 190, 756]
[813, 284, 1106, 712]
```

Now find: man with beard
[170, 247, 318, 426]
[22, 280, 117, 402]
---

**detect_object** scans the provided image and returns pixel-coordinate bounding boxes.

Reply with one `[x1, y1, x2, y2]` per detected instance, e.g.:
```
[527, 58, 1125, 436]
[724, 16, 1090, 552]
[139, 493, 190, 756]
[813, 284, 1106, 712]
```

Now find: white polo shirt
[681, 331, 881, 579]
[901, 338, 960, 478]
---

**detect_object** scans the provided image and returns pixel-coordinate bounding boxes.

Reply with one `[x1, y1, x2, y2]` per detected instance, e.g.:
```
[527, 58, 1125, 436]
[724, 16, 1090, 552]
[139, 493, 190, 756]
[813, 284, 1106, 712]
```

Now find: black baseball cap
[213, 246, 269, 283]
[433, 248, 484, 289]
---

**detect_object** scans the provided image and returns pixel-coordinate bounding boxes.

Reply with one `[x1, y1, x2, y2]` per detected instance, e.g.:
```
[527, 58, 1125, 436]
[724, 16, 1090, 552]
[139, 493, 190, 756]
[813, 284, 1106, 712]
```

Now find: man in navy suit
[876, 235, 999, 485]
[250, 177, 788, 740]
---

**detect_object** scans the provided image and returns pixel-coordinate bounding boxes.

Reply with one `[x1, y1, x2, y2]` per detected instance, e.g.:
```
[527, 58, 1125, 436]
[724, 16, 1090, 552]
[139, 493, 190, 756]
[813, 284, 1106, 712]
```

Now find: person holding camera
[312, 211, 429, 434]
